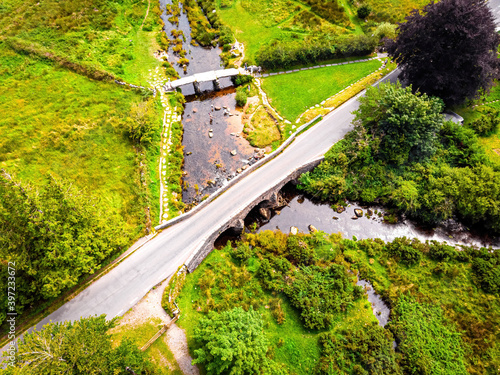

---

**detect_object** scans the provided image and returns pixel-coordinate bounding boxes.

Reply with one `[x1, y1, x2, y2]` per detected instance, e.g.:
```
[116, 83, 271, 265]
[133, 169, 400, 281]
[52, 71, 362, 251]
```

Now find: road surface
[489, 0, 500, 28]
[18, 70, 398, 331]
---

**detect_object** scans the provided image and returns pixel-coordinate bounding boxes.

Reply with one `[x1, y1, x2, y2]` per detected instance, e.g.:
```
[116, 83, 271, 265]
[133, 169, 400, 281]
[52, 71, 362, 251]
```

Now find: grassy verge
[261, 59, 382, 121]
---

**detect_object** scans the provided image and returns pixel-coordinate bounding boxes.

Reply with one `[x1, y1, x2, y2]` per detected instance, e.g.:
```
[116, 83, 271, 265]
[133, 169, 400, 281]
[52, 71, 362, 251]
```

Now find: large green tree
[192, 307, 270, 375]
[0, 171, 128, 324]
[354, 81, 444, 164]
[387, 0, 500, 105]
[3, 315, 155, 374]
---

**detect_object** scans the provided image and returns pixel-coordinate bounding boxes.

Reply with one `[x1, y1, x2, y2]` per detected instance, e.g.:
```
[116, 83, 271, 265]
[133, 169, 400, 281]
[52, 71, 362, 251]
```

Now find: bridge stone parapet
[185, 158, 323, 272]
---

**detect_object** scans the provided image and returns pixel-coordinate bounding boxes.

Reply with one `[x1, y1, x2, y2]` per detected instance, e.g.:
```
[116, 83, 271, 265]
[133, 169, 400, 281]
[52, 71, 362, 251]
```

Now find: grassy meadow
[0, 0, 170, 236]
[175, 230, 499, 374]
[261, 59, 382, 121]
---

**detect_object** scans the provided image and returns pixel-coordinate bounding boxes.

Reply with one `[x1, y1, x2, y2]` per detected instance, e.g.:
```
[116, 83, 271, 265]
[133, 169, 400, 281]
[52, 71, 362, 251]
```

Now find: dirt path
[141, 0, 151, 30]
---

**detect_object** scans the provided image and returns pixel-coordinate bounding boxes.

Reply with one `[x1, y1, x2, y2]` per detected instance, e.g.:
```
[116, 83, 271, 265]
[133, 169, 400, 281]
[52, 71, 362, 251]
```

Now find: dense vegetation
[0, 173, 128, 326]
[299, 82, 500, 233]
[0, 0, 176, 336]
[177, 230, 499, 374]
[3, 315, 159, 374]
[387, 0, 500, 105]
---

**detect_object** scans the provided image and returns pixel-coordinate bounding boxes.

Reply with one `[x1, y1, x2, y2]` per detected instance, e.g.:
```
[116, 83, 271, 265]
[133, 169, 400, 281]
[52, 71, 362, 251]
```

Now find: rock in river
[230, 150, 237, 156]
[290, 226, 298, 235]
[354, 208, 363, 217]
[308, 224, 318, 233]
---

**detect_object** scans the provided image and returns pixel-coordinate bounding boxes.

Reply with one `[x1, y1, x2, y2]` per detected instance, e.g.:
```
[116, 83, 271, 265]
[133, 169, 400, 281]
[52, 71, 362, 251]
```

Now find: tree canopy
[354, 81, 444, 164]
[387, 0, 500, 105]
[3, 315, 155, 374]
[192, 306, 270, 375]
[0, 171, 128, 325]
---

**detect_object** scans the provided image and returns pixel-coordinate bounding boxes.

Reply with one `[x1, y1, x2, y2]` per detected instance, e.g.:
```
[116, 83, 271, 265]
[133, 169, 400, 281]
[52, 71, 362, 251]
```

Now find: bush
[469, 108, 500, 136]
[357, 5, 371, 19]
[386, 237, 422, 265]
[235, 86, 248, 107]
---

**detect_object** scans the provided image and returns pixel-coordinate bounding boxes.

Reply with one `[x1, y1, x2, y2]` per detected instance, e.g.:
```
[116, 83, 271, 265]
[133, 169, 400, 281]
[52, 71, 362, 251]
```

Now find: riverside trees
[0, 172, 127, 325]
[386, 0, 500, 105]
[299, 82, 500, 232]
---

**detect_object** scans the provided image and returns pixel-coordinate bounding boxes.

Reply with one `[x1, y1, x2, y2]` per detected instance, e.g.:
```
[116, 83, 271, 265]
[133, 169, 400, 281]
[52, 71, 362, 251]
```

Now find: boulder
[209, 132, 213, 138]
[290, 226, 298, 235]
[354, 208, 363, 217]
[332, 216, 339, 220]
[259, 207, 271, 221]
[230, 150, 237, 156]
[336, 206, 345, 213]
[215, 106, 221, 110]
[308, 224, 318, 233]
[236, 168, 242, 173]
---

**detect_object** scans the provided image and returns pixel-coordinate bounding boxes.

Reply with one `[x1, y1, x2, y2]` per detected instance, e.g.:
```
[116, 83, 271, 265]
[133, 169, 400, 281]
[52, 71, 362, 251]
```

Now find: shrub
[469, 108, 500, 136]
[357, 5, 371, 19]
[235, 86, 248, 107]
[385, 237, 422, 265]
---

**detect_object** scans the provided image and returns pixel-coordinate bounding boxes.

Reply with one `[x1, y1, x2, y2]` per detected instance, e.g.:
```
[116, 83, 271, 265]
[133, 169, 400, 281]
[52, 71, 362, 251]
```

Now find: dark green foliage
[357, 5, 371, 19]
[427, 242, 457, 262]
[256, 35, 376, 69]
[354, 82, 444, 164]
[0, 172, 127, 325]
[389, 296, 467, 375]
[284, 264, 360, 329]
[286, 235, 316, 265]
[299, 82, 500, 233]
[318, 325, 401, 374]
[235, 86, 248, 107]
[468, 108, 500, 136]
[232, 74, 253, 86]
[471, 249, 500, 295]
[192, 307, 271, 374]
[385, 237, 422, 265]
[386, 0, 500, 105]
[4, 315, 156, 374]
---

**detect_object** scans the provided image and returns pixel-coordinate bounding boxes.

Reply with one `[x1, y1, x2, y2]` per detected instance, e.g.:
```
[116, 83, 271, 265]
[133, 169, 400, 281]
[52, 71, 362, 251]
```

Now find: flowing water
[258, 184, 500, 249]
[356, 279, 391, 327]
[159, 0, 257, 204]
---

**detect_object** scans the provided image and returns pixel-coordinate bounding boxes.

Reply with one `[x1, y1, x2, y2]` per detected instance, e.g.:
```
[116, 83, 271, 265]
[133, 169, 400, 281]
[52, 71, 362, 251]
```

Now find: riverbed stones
[209, 131, 213, 138]
[215, 106, 221, 110]
[354, 208, 363, 217]
[336, 206, 345, 213]
[230, 150, 237, 156]
[237, 168, 242, 173]
[290, 226, 298, 235]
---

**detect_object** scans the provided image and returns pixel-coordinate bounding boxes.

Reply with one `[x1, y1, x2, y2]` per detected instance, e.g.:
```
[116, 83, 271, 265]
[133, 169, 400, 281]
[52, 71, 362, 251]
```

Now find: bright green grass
[217, 0, 352, 64]
[0, 44, 152, 234]
[262, 59, 382, 121]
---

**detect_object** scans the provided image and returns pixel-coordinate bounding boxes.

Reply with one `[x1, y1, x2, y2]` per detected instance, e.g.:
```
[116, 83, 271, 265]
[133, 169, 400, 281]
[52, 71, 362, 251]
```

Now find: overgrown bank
[174, 230, 499, 374]
[299, 82, 500, 234]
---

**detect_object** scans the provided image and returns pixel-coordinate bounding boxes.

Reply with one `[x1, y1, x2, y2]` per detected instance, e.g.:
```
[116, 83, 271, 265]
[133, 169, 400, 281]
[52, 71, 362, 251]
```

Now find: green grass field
[217, 0, 353, 63]
[261, 59, 382, 121]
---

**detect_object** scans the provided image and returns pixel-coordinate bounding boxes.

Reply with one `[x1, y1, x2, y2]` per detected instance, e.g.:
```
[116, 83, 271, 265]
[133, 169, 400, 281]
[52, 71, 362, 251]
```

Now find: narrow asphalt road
[22, 70, 399, 331]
